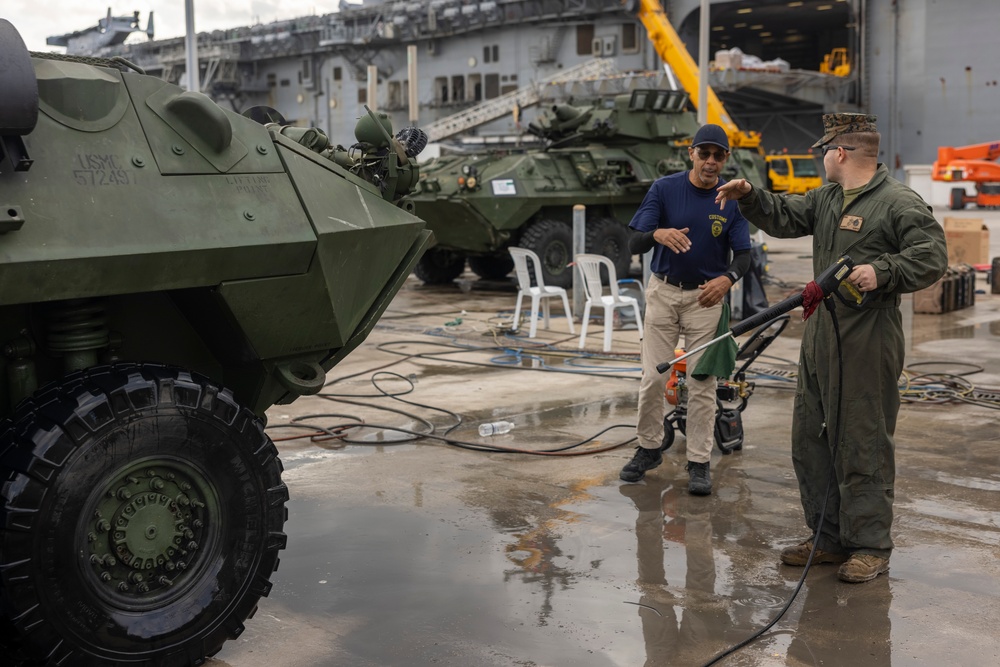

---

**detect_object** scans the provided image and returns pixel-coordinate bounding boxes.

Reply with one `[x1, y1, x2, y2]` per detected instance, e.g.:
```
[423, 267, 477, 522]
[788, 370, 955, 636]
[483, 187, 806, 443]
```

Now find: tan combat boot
[837, 554, 890, 583]
[779, 540, 849, 566]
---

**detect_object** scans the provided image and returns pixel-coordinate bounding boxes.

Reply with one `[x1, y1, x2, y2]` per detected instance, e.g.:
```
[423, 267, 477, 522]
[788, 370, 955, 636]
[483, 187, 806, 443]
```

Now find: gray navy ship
[44, 1, 999, 177]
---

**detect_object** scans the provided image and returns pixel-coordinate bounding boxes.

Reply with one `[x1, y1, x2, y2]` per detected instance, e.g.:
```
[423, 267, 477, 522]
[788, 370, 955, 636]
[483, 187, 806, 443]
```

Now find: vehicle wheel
[586, 218, 632, 280]
[414, 248, 466, 284]
[950, 187, 966, 210]
[0, 364, 288, 666]
[468, 253, 515, 280]
[661, 415, 675, 451]
[518, 219, 573, 288]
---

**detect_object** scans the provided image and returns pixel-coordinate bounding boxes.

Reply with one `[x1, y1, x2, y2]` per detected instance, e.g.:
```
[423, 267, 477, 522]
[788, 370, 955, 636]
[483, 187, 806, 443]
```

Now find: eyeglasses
[821, 144, 856, 155]
[694, 147, 728, 161]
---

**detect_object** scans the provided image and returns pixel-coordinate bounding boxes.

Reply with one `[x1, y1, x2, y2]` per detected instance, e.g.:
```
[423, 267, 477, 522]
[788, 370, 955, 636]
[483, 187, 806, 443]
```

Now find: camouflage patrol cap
[811, 112, 878, 148]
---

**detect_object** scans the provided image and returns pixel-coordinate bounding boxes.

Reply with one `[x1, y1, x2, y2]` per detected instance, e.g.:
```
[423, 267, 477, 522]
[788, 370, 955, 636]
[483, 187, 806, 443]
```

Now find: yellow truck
[765, 153, 823, 194]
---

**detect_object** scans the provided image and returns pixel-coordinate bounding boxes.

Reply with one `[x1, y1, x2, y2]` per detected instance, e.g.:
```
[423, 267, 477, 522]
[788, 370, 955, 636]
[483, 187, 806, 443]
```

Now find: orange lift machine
[932, 141, 1000, 210]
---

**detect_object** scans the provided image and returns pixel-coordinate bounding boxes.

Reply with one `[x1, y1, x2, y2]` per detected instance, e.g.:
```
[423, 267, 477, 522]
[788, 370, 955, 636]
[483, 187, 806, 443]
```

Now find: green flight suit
[738, 164, 948, 557]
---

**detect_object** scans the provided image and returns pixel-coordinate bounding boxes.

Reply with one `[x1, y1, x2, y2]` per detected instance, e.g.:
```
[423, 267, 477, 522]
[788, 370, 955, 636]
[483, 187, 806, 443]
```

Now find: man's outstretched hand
[715, 179, 752, 209]
[653, 227, 692, 253]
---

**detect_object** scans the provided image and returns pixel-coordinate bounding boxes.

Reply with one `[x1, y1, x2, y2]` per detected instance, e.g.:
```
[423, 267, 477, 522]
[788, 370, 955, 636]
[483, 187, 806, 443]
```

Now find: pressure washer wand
[655, 255, 856, 374]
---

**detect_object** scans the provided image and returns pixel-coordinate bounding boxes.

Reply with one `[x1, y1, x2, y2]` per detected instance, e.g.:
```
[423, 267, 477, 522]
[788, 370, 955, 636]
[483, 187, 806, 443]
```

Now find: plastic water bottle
[478, 420, 514, 436]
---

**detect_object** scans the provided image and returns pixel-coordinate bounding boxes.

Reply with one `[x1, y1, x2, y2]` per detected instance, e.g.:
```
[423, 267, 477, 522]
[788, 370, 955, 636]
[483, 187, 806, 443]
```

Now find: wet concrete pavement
[211, 209, 1000, 666]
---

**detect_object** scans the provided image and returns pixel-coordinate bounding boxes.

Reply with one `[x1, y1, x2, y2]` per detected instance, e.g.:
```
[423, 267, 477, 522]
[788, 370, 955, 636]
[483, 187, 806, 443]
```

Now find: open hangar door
[673, 0, 860, 153]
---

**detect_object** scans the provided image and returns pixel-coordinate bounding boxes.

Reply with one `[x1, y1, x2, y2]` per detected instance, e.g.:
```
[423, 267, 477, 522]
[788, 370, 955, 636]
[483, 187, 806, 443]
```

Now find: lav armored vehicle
[410, 89, 765, 287]
[0, 20, 431, 665]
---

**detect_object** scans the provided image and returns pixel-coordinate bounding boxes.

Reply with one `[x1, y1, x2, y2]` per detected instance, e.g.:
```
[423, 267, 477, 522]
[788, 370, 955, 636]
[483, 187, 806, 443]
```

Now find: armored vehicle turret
[410, 88, 765, 287]
[0, 19, 431, 665]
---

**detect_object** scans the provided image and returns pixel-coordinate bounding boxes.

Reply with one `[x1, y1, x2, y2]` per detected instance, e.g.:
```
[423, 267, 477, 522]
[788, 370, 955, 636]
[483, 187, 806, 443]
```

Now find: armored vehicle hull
[411, 89, 765, 287]
[0, 20, 431, 666]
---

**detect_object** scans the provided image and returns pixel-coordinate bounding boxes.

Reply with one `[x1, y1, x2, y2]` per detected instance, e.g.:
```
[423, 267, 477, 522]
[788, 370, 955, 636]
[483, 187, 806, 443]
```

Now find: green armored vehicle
[410, 88, 765, 287]
[0, 20, 431, 666]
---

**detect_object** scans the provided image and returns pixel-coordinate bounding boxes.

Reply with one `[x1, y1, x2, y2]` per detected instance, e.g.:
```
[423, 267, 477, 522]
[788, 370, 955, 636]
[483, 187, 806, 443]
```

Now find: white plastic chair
[509, 247, 575, 338]
[575, 253, 643, 352]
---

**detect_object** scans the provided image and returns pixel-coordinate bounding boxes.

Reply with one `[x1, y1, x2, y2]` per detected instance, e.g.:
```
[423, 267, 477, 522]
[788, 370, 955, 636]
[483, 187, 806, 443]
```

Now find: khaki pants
[636, 276, 722, 463]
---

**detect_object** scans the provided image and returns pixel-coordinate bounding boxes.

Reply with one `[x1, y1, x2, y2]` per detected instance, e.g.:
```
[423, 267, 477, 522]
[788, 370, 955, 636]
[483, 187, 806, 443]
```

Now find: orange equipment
[664, 349, 688, 406]
[931, 141, 1000, 210]
[659, 316, 790, 454]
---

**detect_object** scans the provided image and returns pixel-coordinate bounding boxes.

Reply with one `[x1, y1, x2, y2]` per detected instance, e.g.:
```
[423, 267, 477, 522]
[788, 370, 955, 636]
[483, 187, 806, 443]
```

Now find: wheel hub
[84, 460, 218, 607]
[543, 242, 568, 274]
[114, 491, 185, 567]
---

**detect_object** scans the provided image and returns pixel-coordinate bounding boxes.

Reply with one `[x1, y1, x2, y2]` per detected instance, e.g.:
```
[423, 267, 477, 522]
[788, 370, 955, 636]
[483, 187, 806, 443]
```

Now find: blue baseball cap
[692, 124, 730, 152]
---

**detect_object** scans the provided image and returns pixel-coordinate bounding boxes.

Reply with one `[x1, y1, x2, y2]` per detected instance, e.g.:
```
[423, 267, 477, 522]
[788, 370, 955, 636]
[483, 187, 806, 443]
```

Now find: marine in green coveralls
[716, 113, 948, 582]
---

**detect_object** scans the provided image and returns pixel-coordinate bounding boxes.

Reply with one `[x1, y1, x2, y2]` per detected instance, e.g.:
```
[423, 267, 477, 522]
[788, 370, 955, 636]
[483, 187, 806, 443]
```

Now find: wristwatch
[725, 271, 740, 284]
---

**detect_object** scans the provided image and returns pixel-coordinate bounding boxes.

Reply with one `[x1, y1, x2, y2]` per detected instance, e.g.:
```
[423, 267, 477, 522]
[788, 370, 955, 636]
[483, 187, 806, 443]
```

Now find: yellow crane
[625, 0, 762, 149]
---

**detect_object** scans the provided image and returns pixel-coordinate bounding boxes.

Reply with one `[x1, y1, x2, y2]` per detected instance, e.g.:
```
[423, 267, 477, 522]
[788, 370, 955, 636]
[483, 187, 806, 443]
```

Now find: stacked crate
[912, 264, 977, 314]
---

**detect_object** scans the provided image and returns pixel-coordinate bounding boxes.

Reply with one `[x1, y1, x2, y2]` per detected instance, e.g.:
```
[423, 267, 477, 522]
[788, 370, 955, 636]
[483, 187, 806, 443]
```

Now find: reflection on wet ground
[214, 414, 1000, 665]
[213, 229, 1000, 666]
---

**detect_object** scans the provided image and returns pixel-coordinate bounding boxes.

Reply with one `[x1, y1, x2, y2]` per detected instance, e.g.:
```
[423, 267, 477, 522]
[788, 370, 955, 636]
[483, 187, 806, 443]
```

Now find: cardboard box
[913, 281, 945, 314]
[943, 217, 989, 265]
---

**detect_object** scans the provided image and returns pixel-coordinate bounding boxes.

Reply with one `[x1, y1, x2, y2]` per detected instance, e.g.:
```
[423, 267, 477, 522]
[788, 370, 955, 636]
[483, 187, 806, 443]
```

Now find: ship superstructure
[42, 0, 1000, 170]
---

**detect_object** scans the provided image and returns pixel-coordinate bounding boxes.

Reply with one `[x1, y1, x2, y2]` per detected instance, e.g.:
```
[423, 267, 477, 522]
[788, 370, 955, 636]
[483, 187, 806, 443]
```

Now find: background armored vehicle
[409, 89, 765, 287]
[0, 20, 431, 666]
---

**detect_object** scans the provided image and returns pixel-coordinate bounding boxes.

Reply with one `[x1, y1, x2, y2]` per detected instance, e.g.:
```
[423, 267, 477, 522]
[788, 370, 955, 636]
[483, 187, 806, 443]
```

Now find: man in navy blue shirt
[620, 124, 752, 495]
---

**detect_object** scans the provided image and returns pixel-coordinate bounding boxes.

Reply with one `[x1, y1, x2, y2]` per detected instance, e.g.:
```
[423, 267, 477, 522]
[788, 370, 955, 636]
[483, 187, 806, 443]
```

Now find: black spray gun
[657, 255, 864, 374]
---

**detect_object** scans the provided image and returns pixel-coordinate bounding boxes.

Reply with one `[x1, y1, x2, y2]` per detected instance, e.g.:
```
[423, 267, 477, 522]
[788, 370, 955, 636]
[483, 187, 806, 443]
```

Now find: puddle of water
[268, 499, 635, 666]
[932, 470, 1000, 493]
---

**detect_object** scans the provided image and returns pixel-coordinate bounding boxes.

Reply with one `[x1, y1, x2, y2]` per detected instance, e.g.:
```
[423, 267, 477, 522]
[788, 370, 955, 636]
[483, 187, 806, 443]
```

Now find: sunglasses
[821, 144, 856, 155]
[694, 147, 728, 161]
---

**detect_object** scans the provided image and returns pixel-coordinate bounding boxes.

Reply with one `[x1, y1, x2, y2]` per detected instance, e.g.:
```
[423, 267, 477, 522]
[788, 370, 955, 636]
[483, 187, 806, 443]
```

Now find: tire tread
[0, 363, 288, 666]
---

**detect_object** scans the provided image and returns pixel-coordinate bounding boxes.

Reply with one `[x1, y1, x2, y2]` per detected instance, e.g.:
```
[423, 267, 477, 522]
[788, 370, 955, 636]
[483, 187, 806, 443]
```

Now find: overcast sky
[5, 2, 339, 53]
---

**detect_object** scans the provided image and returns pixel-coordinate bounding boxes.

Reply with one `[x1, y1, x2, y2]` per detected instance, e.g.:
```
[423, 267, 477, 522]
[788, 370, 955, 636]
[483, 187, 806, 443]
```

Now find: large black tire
[586, 217, 632, 280]
[468, 253, 515, 280]
[950, 187, 966, 211]
[414, 248, 466, 284]
[0, 364, 288, 666]
[518, 219, 574, 288]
